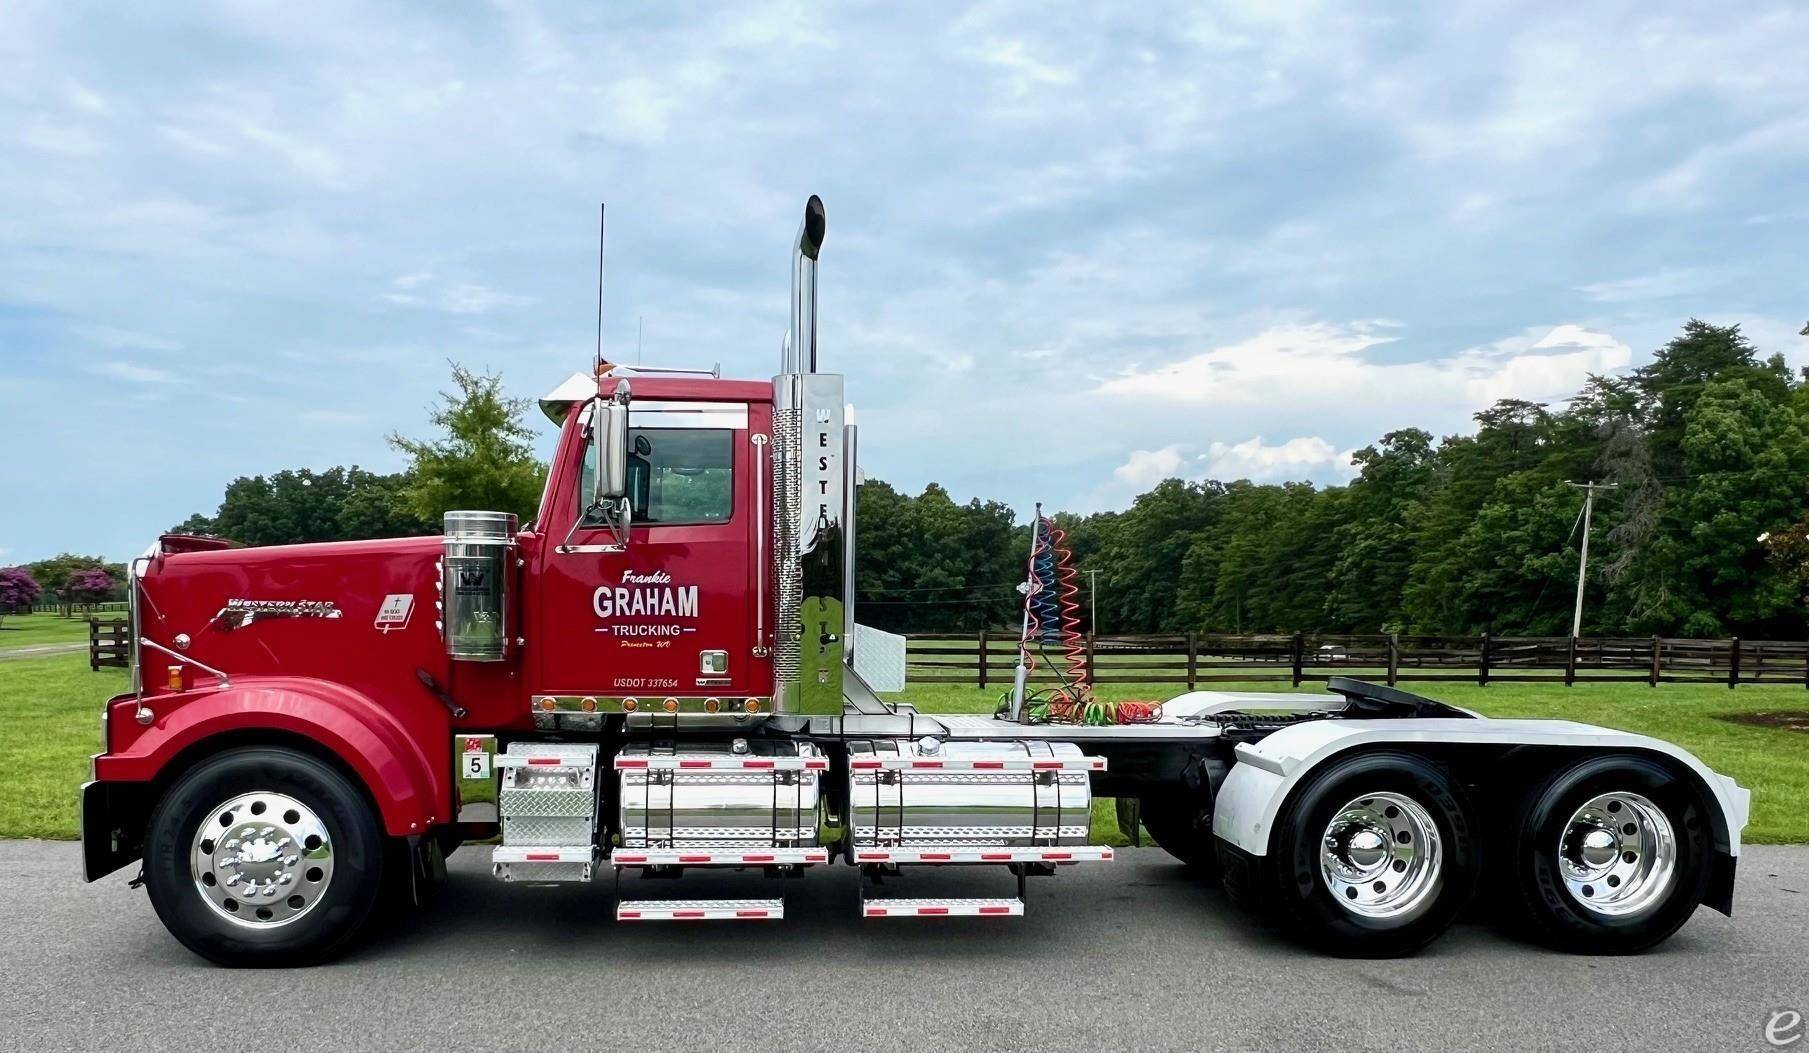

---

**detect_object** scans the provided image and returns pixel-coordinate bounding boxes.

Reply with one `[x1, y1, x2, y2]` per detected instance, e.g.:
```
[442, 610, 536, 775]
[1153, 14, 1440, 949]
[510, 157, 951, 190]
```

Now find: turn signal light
[166, 665, 185, 692]
[744, 698, 761, 713]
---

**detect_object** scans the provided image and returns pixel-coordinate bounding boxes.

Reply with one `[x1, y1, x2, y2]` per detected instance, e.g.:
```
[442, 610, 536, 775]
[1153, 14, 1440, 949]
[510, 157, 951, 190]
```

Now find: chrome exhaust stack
[772, 195, 847, 715]
[783, 195, 827, 374]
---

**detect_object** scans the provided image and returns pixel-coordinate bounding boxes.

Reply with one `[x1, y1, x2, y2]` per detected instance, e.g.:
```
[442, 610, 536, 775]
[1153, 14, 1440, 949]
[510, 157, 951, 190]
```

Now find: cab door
[536, 400, 773, 710]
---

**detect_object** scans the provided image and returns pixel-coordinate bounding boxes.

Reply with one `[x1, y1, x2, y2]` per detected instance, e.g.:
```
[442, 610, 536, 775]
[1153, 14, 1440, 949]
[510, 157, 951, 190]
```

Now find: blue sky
[2, 1, 1807, 564]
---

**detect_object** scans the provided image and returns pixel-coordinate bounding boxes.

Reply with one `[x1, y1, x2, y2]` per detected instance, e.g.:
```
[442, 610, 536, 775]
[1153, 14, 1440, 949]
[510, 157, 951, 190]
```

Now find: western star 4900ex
[82, 197, 1750, 965]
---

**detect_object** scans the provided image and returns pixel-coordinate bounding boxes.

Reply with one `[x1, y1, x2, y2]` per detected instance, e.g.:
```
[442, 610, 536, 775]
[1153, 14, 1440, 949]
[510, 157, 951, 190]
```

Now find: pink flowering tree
[65, 568, 115, 616]
[0, 568, 43, 629]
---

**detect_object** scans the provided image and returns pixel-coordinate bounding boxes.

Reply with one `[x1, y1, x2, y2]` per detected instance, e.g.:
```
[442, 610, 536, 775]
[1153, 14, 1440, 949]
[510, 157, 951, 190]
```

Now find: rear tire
[1241, 750, 1476, 958]
[144, 747, 386, 967]
[1505, 754, 1711, 954]
[1139, 795, 1219, 876]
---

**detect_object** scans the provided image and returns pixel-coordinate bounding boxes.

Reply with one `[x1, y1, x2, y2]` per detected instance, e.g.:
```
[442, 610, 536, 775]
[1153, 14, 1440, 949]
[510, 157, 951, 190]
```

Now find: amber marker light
[580, 697, 598, 713]
[537, 697, 556, 712]
[704, 698, 721, 713]
[663, 697, 679, 713]
[166, 665, 184, 691]
[744, 698, 761, 713]
[622, 698, 638, 712]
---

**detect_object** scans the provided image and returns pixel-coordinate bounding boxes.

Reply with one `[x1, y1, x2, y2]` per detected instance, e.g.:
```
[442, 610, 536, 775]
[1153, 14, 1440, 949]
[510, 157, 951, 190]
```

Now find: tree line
[154, 321, 1809, 639]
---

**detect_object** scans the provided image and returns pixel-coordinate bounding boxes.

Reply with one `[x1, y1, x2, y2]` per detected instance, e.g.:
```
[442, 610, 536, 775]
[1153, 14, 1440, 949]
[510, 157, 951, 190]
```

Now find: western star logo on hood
[593, 570, 699, 637]
[215, 597, 342, 630]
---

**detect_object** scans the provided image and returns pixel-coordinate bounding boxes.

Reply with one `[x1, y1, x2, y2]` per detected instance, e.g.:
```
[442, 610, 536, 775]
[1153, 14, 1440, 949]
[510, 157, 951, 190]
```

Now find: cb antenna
[594, 203, 606, 393]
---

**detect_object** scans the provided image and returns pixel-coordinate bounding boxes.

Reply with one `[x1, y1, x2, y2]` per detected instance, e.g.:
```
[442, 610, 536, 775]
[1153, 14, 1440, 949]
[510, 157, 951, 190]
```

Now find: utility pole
[1083, 569, 1103, 633]
[1568, 482, 1617, 638]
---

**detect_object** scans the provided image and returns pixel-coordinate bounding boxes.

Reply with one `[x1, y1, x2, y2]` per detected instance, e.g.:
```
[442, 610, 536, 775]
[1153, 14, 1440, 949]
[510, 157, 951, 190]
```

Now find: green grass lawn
[0, 655, 126, 839]
[0, 615, 106, 650]
[1, 653, 1803, 844]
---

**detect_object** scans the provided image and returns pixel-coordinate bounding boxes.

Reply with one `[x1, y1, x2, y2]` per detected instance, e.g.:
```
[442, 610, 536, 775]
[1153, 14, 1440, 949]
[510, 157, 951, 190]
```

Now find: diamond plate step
[491, 845, 595, 883]
[616, 898, 784, 921]
[850, 844, 1114, 865]
[862, 897, 1024, 918]
[610, 847, 828, 867]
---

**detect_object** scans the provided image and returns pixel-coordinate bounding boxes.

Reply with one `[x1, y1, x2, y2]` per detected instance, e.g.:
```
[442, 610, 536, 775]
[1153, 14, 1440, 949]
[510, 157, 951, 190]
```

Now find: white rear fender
[1210, 717, 1751, 858]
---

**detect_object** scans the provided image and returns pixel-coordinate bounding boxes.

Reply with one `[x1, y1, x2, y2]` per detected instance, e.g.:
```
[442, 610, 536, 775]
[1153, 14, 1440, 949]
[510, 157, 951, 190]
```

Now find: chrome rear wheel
[1320, 791, 1443, 921]
[1557, 791, 1676, 919]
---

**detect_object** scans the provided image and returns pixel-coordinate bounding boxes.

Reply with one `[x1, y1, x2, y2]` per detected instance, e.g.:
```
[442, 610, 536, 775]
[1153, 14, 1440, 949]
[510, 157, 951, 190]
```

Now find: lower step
[863, 897, 1025, 918]
[851, 845, 1114, 865]
[492, 845, 594, 883]
[611, 847, 828, 868]
[617, 898, 785, 921]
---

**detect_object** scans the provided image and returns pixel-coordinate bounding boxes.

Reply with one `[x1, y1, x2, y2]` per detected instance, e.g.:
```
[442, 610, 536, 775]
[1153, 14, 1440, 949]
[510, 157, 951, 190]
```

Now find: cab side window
[581, 427, 733, 526]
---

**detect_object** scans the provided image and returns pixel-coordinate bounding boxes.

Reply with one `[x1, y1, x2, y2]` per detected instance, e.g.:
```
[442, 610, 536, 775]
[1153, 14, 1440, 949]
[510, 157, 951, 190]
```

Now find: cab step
[850, 844, 1114, 865]
[611, 847, 828, 868]
[862, 897, 1024, 918]
[491, 845, 595, 883]
[616, 898, 784, 921]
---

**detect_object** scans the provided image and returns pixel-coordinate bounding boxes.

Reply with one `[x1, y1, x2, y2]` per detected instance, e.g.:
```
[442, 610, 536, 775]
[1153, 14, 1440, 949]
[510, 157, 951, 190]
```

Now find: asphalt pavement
[3, 840, 1805, 1052]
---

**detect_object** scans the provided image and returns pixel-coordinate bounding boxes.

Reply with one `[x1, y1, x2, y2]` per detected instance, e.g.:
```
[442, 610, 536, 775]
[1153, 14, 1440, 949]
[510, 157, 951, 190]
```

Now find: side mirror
[595, 398, 629, 500]
[559, 381, 633, 554]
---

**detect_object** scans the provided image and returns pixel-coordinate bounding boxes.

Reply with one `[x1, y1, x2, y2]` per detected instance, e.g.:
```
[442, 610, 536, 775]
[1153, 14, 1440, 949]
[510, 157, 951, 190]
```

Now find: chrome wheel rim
[190, 791, 334, 928]
[1320, 791, 1443, 919]
[1558, 791, 1676, 918]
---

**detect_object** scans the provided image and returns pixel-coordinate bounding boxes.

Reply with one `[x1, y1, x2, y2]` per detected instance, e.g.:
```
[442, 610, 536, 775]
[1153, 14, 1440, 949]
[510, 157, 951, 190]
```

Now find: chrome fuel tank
[617, 741, 823, 849]
[846, 739, 1093, 847]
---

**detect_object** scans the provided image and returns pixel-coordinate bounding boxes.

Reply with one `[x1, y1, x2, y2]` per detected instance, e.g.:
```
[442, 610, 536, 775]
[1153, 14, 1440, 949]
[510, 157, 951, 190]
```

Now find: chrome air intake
[772, 195, 847, 715]
[441, 510, 517, 662]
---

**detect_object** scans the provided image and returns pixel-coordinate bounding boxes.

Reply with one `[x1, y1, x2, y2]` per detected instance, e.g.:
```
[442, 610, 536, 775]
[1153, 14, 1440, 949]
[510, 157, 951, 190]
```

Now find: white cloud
[440, 283, 530, 315]
[1202, 435, 1354, 483]
[86, 361, 174, 383]
[1578, 270, 1715, 304]
[1112, 445, 1185, 488]
[1100, 321, 1630, 415]
[72, 324, 181, 352]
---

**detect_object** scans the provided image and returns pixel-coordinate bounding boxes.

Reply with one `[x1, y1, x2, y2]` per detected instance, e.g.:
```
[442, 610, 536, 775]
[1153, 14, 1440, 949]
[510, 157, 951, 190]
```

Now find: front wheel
[144, 747, 386, 966]
[1237, 750, 1477, 958]
[1505, 754, 1712, 954]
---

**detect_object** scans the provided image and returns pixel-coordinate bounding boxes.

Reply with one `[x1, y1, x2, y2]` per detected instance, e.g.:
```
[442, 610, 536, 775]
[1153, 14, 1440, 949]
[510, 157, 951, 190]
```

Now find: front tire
[1505, 754, 1711, 954]
[1245, 750, 1477, 957]
[144, 747, 386, 966]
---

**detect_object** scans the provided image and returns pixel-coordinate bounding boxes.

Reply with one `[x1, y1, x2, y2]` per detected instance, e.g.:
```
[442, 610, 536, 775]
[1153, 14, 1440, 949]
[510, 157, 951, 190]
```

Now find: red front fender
[96, 677, 448, 837]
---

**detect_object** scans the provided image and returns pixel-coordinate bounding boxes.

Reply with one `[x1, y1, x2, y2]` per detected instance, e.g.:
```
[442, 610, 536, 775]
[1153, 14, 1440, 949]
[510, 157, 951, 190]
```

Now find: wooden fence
[89, 618, 129, 671]
[904, 632, 1809, 690]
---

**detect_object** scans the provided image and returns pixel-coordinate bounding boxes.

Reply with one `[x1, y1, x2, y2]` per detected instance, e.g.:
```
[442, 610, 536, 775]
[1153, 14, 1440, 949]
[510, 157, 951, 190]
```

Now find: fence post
[1478, 633, 1490, 687]
[977, 630, 989, 690]
[1185, 631, 1198, 691]
[1649, 637, 1661, 688]
[89, 618, 99, 672]
[1387, 633, 1399, 687]
[1291, 631, 1305, 688]
[1086, 633, 1096, 684]
[1565, 636, 1577, 688]
[1728, 637, 1740, 690]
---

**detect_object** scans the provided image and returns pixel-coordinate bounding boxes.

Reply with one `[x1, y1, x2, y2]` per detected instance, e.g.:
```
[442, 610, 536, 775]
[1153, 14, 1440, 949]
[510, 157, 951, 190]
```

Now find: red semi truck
[83, 197, 1750, 965]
